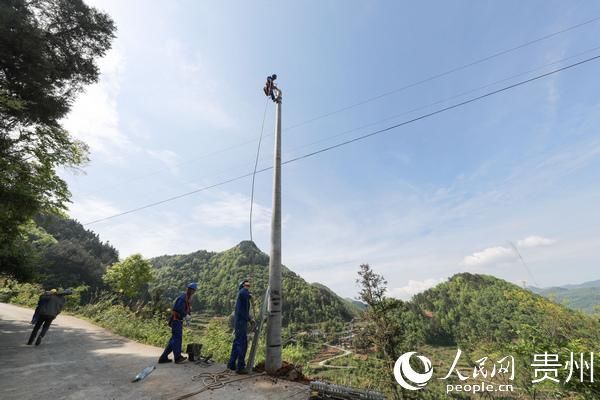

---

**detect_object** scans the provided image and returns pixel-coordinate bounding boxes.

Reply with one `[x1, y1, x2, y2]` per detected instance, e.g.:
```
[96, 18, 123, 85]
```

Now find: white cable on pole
[250, 100, 269, 242]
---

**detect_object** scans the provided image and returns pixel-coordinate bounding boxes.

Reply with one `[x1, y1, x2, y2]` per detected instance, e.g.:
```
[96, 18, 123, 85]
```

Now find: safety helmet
[50, 288, 57, 294]
[187, 282, 198, 290]
[238, 280, 249, 289]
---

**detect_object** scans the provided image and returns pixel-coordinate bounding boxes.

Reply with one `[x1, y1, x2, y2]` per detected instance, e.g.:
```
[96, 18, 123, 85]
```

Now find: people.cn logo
[394, 352, 434, 391]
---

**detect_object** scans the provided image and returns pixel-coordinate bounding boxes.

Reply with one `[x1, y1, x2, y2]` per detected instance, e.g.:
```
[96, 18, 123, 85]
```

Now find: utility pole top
[263, 74, 282, 103]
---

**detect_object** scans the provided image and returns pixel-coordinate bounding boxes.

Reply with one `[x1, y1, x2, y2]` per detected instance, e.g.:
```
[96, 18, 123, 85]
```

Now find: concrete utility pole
[264, 74, 282, 374]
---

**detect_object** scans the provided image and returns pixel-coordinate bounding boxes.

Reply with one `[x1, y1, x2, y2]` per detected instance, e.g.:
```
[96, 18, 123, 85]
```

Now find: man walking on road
[227, 280, 252, 374]
[158, 282, 197, 364]
[27, 288, 70, 346]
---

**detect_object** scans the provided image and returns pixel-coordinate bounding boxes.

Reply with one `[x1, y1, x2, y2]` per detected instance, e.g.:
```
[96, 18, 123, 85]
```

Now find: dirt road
[0, 303, 308, 400]
[308, 344, 354, 370]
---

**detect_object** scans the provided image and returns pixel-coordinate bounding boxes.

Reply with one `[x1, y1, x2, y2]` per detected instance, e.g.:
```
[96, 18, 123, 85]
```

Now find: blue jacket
[172, 293, 191, 320]
[234, 287, 251, 325]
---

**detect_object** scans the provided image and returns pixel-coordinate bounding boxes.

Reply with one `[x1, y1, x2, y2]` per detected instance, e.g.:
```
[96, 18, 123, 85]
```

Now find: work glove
[247, 319, 256, 332]
[184, 315, 191, 326]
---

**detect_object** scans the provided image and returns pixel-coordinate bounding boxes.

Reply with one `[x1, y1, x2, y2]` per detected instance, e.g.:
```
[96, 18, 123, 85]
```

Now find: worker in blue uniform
[227, 279, 252, 373]
[158, 282, 197, 364]
[263, 74, 277, 101]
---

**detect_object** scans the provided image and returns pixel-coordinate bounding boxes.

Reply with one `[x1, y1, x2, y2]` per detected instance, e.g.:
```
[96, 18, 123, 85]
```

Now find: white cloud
[69, 198, 241, 258]
[62, 43, 186, 174]
[517, 235, 556, 249]
[62, 46, 131, 161]
[145, 149, 181, 175]
[193, 192, 271, 229]
[92, 214, 237, 258]
[69, 197, 122, 225]
[388, 278, 445, 300]
[66, 191, 273, 259]
[463, 235, 557, 267]
[157, 40, 235, 130]
[463, 246, 515, 267]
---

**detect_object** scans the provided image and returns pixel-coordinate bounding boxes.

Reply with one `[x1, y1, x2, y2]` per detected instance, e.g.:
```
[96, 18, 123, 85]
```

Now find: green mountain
[307, 269, 600, 398]
[149, 241, 354, 329]
[20, 216, 355, 330]
[28, 214, 119, 288]
[530, 280, 600, 314]
[310, 282, 365, 315]
[412, 273, 600, 347]
[345, 297, 368, 311]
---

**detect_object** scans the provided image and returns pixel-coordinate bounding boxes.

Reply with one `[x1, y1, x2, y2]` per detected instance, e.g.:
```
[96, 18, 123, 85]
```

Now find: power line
[507, 241, 540, 288]
[75, 16, 600, 197]
[284, 16, 600, 131]
[75, 136, 259, 198]
[82, 53, 600, 226]
[280, 46, 600, 158]
[250, 100, 269, 242]
[100, 45, 600, 206]
[281, 54, 600, 163]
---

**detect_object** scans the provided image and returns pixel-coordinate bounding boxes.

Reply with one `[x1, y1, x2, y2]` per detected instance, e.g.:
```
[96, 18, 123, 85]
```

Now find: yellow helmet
[50, 289, 57, 294]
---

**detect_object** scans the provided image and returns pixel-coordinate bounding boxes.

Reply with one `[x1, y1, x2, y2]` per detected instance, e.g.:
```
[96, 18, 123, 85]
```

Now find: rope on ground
[171, 369, 266, 400]
[282, 387, 310, 399]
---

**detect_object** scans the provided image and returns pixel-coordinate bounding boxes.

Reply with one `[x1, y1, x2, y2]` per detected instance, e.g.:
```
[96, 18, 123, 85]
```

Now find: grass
[1, 278, 314, 371]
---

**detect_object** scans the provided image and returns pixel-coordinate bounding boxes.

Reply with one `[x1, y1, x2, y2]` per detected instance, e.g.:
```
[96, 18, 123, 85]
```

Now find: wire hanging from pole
[250, 100, 269, 242]
[507, 241, 540, 288]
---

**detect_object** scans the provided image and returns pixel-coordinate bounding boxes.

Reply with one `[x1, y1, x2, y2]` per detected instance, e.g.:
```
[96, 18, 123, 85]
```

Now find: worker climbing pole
[263, 74, 283, 374]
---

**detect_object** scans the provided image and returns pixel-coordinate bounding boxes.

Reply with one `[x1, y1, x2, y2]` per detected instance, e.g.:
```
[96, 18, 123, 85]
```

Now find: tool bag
[186, 343, 202, 361]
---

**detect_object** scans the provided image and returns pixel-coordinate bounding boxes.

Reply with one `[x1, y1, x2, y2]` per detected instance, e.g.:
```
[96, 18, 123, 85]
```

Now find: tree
[356, 264, 427, 400]
[32, 214, 119, 288]
[0, 0, 116, 278]
[103, 255, 153, 299]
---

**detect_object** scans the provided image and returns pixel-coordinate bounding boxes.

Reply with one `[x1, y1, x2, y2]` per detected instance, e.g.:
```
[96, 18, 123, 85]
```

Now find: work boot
[27, 331, 37, 345]
[174, 356, 187, 364]
[158, 357, 172, 364]
[35, 336, 42, 346]
[236, 369, 248, 375]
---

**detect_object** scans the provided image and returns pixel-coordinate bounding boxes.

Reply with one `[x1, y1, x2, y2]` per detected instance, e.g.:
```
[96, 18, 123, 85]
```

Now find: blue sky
[62, 1, 600, 299]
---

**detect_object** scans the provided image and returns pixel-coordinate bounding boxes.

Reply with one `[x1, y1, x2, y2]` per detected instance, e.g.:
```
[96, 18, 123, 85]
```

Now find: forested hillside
[5, 214, 357, 330]
[2, 214, 119, 288]
[33, 214, 119, 288]
[344, 268, 600, 399]
[531, 280, 600, 315]
[149, 240, 355, 329]
[413, 273, 599, 347]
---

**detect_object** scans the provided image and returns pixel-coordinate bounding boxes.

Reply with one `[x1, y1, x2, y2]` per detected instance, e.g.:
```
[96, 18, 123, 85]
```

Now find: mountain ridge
[148, 240, 356, 329]
[529, 278, 600, 314]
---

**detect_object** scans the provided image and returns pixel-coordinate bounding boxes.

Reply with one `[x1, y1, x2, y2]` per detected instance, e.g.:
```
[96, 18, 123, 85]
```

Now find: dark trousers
[227, 323, 248, 371]
[28, 315, 54, 344]
[160, 320, 183, 360]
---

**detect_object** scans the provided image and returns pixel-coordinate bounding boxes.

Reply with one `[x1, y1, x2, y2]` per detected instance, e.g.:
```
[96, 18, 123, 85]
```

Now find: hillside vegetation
[149, 240, 356, 330]
[413, 273, 599, 348]
[532, 280, 600, 315]
[334, 270, 600, 399]
[4, 215, 599, 399]
[33, 214, 119, 288]
[2, 214, 119, 289]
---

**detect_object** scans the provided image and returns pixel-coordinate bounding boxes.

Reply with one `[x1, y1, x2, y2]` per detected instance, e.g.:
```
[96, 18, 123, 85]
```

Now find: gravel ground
[0, 303, 309, 400]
